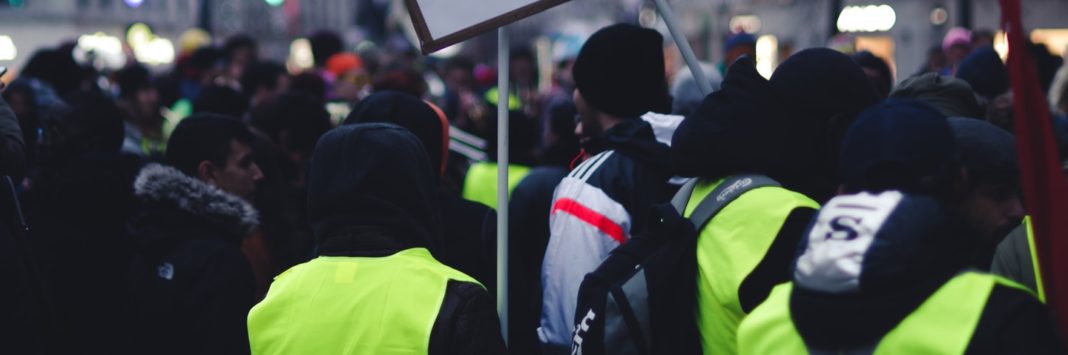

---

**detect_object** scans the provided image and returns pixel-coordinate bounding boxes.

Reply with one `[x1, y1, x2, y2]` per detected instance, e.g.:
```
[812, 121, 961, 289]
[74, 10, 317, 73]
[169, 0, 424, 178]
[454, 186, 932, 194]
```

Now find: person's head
[510, 46, 538, 87]
[372, 64, 427, 98]
[890, 73, 984, 119]
[326, 53, 369, 102]
[223, 34, 258, 75]
[670, 62, 723, 116]
[724, 33, 757, 65]
[943, 27, 973, 68]
[852, 51, 893, 99]
[115, 64, 161, 121]
[166, 114, 263, 201]
[343, 91, 448, 177]
[288, 72, 327, 103]
[572, 23, 671, 141]
[307, 123, 443, 255]
[955, 46, 1008, 99]
[769, 47, 882, 201]
[3, 81, 41, 162]
[193, 84, 250, 118]
[946, 117, 1023, 264]
[971, 29, 995, 49]
[240, 61, 289, 107]
[839, 99, 957, 196]
[542, 99, 581, 167]
[443, 56, 475, 90]
[251, 92, 333, 171]
[309, 30, 344, 69]
[39, 91, 125, 166]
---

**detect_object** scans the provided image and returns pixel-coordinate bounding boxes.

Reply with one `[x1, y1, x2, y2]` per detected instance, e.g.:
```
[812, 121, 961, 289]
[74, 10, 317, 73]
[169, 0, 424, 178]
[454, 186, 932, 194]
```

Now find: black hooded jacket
[307, 123, 506, 355]
[670, 58, 819, 312]
[343, 92, 498, 291]
[787, 194, 1062, 354]
[127, 164, 258, 355]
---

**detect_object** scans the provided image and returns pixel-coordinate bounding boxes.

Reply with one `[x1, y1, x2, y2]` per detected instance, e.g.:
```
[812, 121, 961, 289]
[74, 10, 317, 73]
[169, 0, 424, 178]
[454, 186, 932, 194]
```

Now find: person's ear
[197, 160, 218, 185]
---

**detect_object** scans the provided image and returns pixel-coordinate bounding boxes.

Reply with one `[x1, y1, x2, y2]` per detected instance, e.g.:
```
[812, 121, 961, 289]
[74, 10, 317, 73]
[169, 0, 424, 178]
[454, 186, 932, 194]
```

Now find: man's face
[957, 179, 1024, 254]
[206, 139, 264, 201]
[573, 89, 601, 145]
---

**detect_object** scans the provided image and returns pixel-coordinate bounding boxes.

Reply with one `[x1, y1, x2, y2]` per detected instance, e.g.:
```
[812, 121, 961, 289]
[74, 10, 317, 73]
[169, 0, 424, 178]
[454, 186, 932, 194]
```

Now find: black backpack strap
[670, 178, 699, 213]
[685, 175, 781, 230]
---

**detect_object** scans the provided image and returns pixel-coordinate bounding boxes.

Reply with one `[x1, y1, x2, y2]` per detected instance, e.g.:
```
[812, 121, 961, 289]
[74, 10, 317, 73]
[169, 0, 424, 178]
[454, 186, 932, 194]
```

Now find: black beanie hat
[572, 23, 671, 118]
[955, 46, 1008, 99]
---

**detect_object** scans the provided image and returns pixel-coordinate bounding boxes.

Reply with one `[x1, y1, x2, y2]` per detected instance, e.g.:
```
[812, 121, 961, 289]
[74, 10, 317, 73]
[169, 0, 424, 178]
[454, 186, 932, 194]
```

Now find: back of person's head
[839, 99, 957, 196]
[947, 117, 1017, 186]
[955, 46, 1008, 99]
[890, 73, 984, 119]
[670, 62, 722, 116]
[115, 64, 153, 99]
[186, 46, 224, 78]
[22, 46, 84, 96]
[484, 111, 540, 167]
[372, 64, 428, 97]
[309, 30, 344, 68]
[223, 34, 258, 63]
[288, 72, 327, 103]
[543, 99, 581, 167]
[250, 92, 332, 160]
[166, 113, 255, 177]
[307, 123, 442, 255]
[343, 91, 447, 176]
[193, 84, 249, 118]
[572, 23, 671, 117]
[240, 61, 288, 97]
[852, 51, 893, 99]
[40, 91, 124, 165]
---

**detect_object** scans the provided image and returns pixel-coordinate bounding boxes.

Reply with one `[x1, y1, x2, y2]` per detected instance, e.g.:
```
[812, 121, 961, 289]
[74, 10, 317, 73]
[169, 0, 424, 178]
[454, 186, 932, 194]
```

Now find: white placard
[405, 0, 570, 53]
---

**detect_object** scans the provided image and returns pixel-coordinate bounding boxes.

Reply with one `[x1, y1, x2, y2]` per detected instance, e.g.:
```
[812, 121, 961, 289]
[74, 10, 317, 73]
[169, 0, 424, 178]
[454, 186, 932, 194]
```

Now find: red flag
[1000, 0, 1068, 337]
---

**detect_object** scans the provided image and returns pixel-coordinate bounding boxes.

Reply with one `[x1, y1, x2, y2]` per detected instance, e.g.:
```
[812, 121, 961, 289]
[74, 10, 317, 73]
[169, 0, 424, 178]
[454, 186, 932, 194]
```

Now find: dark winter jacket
[992, 223, 1039, 293]
[0, 96, 26, 179]
[128, 164, 258, 355]
[783, 193, 1062, 354]
[540, 118, 673, 349]
[285, 123, 505, 354]
[28, 152, 142, 353]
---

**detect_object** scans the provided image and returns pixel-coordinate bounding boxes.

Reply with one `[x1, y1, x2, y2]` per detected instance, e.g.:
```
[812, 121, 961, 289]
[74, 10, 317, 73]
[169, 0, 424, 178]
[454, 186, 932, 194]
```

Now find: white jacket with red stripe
[538, 119, 673, 352]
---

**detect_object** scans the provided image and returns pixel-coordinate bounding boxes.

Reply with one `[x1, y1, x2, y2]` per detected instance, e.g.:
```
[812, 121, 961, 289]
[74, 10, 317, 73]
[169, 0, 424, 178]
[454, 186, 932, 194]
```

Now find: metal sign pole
[653, 0, 713, 96]
[496, 25, 511, 346]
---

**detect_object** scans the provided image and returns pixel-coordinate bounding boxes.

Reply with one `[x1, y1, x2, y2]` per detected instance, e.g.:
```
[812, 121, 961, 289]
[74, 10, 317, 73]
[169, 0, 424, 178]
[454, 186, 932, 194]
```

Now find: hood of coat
[582, 117, 671, 173]
[671, 57, 806, 187]
[789, 191, 968, 350]
[307, 123, 443, 257]
[131, 163, 259, 241]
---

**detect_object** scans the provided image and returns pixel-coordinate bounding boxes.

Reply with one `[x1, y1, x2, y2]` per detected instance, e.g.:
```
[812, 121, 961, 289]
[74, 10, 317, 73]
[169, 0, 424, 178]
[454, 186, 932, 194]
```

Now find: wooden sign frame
[405, 0, 570, 54]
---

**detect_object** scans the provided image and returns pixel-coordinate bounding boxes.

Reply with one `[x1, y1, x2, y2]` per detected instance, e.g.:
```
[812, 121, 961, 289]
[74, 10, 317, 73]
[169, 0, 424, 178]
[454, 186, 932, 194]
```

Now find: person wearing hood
[539, 23, 674, 353]
[247, 123, 506, 354]
[128, 114, 263, 355]
[738, 99, 1061, 354]
[767, 47, 882, 203]
[669, 56, 820, 354]
[342, 91, 498, 294]
[890, 73, 985, 119]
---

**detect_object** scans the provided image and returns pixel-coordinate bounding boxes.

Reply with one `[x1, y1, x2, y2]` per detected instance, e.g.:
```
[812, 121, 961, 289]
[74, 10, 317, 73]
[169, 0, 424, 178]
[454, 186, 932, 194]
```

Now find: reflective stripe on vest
[738, 272, 1030, 354]
[685, 177, 819, 355]
[1024, 217, 1047, 303]
[247, 248, 481, 355]
[462, 162, 531, 209]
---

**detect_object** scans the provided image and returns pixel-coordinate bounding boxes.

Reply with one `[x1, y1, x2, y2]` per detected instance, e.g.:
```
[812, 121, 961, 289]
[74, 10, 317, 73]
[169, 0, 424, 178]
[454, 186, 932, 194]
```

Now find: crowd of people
[2, 19, 1068, 355]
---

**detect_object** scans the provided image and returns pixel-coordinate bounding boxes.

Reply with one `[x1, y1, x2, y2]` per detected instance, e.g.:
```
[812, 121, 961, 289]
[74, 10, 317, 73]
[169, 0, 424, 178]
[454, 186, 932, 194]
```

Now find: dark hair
[41, 91, 124, 160]
[115, 64, 153, 99]
[223, 34, 258, 63]
[240, 61, 288, 97]
[372, 64, 427, 97]
[166, 113, 255, 177]
[250, 92, 332, 158]
[193, 84, 250, 118]
[22, 47, 85, 96]
[853, 51, 893, 99]
[288, 72, 327, 103]
[309, 30, 344, 68]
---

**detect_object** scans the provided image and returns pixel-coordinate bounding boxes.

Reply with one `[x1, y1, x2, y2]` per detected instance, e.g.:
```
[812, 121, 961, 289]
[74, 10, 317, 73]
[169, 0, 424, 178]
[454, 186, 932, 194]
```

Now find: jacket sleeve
[966, 284, 1065, 355]
[0, 96, 25, 180]
[990, 225, 1038, 293]
[430, 280, 508, 355]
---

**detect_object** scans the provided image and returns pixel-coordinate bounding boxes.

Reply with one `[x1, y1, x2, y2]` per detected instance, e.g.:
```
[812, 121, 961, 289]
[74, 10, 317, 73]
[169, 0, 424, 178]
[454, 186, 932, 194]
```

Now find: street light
[266, 0, 284, 6]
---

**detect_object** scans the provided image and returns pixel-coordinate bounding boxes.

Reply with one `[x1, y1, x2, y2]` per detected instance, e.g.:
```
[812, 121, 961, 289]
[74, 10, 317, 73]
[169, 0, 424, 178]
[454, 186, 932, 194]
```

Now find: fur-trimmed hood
[132, 163, 259, 238]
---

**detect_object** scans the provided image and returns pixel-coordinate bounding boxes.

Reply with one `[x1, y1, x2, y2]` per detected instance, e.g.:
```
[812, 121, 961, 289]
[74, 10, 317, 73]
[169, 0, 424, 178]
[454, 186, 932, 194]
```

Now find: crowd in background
[1, 18, 1068, 354]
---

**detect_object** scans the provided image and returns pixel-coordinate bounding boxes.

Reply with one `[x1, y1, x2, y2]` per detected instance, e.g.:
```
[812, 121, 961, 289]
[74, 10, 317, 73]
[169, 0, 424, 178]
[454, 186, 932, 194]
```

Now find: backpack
[571, 174, 780, 355]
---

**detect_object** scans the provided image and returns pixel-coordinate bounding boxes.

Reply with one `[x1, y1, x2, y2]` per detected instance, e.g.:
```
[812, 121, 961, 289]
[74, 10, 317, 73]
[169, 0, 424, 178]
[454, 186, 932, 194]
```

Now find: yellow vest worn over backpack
[684, 177, 819, 354]
[247, 248, 481, 355]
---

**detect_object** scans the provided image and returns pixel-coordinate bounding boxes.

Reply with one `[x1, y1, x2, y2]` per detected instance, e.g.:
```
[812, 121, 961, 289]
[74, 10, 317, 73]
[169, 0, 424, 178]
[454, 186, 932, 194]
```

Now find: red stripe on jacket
[551, 198, 626, 244]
